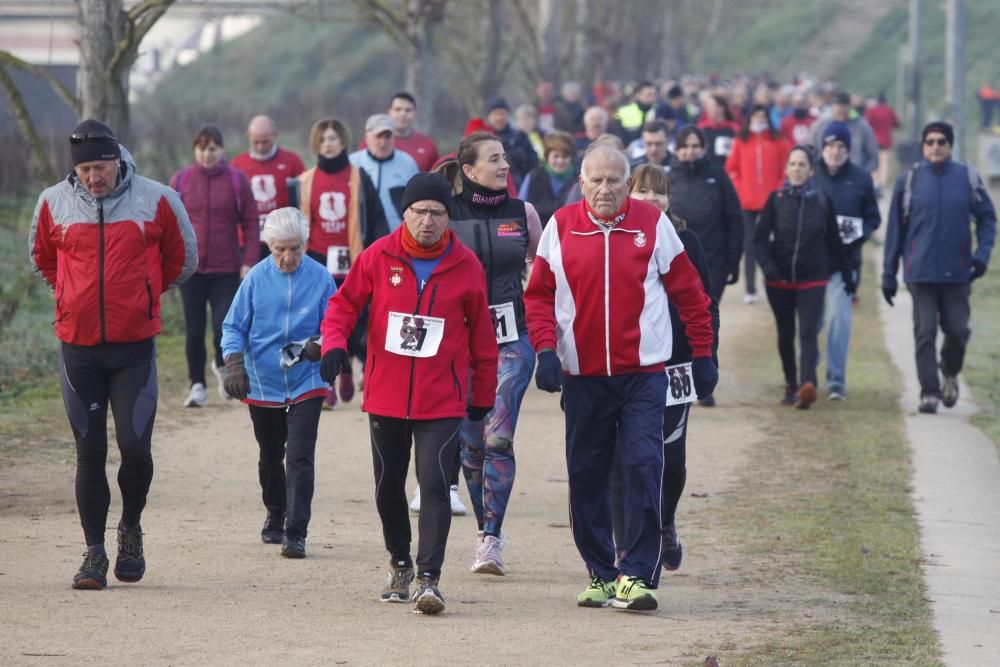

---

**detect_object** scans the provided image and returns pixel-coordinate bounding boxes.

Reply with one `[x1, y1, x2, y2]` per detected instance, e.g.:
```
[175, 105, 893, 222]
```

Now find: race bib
[836, 215, 863, 245]
[384, 311, 445, 358]
[714, 135, 734, 156]
[665, 362, 697, 407]
[326, 245, 351, 276]
[490, 302, 518, 344]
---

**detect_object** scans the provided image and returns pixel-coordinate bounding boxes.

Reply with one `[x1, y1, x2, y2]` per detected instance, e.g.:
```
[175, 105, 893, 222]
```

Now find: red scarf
[584, 196, 631, 227]
[401, 224, 451, 259]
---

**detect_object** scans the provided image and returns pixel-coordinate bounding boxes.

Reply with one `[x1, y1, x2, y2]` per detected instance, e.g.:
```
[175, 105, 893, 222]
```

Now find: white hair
[580, 143, 630, 181]
[261, 207, 310, 246]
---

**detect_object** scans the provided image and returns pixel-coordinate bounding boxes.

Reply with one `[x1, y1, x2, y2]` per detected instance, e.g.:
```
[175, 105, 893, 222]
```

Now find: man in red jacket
[319, 173, 498, 615]
[524, 144, 717, 612]
[29, 120, 198, 590]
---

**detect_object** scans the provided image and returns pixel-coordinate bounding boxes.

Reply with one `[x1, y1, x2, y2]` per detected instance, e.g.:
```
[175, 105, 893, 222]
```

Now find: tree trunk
[77, 0, 131, 141]
[478, 0, 504, 108]
[405, 0, 446, 135]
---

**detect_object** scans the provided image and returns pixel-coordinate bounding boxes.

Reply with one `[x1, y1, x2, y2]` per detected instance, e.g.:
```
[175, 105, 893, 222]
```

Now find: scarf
[401, 224, 451, 259]
[544, 163, 575, 180]
[584, 196, 630, 229]
[317, 151, 349, 174]
[460, 173, 508, 208]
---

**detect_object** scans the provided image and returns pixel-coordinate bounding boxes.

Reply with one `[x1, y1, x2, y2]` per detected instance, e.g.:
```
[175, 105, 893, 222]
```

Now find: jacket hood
[67, 143, 137, 205]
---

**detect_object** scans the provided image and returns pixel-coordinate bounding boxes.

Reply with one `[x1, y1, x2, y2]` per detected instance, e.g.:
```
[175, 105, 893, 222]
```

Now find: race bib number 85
[384, 311, 445, 358]
[666, 362, 696, 406]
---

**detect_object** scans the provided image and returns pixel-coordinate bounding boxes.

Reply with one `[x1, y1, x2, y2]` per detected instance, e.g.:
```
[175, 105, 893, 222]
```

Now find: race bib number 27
[666, 362, 697, 407]
[384, 311, 445, 358]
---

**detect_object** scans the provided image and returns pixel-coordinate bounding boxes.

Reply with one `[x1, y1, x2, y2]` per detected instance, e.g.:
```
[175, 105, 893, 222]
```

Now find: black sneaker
[413, 575, 445, 614]
[941, 376, 959, 408]
[918, 395, 939, 414]
[114, 523, 145, 583]
[781, 384, 797, 406]
[72, 551, 109, 590]
[261, 512, 284, 544]
[380, 559, 415, 603]
[661, 521, 683, 571]
[281, 536, 306, 559]
[697, 394, 716, 407]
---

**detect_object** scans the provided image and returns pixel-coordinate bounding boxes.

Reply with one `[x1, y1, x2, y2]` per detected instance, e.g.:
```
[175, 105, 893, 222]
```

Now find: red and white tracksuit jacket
[524, 198, 713, 376]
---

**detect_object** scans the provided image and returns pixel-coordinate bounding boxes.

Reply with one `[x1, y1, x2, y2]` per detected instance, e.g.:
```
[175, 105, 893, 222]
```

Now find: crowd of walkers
[28, 69, 995, 616]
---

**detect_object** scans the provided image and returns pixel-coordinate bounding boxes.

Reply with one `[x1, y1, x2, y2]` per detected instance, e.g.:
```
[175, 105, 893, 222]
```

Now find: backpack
[174, 165, 245, 217]
[902, 160, 982, 225]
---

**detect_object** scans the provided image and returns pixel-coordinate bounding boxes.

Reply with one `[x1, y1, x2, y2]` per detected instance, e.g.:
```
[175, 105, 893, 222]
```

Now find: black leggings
[610, 402, 689, 550]
[765, 284, 826, 386]
[180, 272, 240, 385]
[59, 340, 158, 546]
[248, 398, 323, 540]
[368, 415, 462, 579]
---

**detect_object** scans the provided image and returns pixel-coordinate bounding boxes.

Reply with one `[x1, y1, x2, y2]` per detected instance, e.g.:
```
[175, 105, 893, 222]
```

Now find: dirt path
[1, 295, 785, 666]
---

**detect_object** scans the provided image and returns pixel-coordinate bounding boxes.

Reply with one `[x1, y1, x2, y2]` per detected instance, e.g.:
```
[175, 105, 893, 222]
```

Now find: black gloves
[534, 349, 563, 393]
[467, 405, 492, 422]
[301, 335, 322, 362]
[223, 353, 250, 400]
[971, 259, 987, 282]
[691, 357, 718, 399]
[320, 348, 349, 384]
[881, 275, 897, 307]
[842, 271, 857, 297]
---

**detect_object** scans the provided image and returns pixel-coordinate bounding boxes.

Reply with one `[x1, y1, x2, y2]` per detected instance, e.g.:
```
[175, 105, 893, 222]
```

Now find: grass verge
[711, 254, 942, 665]
[963, 265, 1000, 452]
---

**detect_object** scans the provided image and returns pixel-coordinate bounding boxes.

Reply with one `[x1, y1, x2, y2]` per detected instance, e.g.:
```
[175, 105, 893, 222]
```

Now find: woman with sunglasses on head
[448, 131, 543, 576]
[755, 145, 850, 409]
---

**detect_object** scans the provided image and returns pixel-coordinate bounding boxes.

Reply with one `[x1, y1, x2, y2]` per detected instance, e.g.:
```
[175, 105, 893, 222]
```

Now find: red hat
[463, 118, 492, 137]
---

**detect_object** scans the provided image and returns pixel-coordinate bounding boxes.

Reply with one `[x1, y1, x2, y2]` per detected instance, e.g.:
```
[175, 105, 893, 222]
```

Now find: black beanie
[922, 121, 954, 145]
[400, 173, 453, 216]
[70, 119, 121, 166]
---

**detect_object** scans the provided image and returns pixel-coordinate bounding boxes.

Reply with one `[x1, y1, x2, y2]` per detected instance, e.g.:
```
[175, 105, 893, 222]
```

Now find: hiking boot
[281, 536, 306, 559]
[261, 511, 284, 544]
[698, 394, 717, 407]
[409, 487, 421, 513]
[338, 368, 355, 403]
[322, 388, 337, 410]
[449, 485, 467, 516]
[577, 575, 617, 608]
[114, 523, 145, 583]
[413, 575, 445, 615]
[471, 534, 506, 576]
[941, 375, 959, 408]
[380, 559, 415, 603]
[183, 382, 208, 408]
[611, 575, 657, 611]
[661, 521, 683, 571]
[781, 384, 797, 406]
[918, 395, 939, 414]
[72, 550, 109, 590]
[796, 382, 817, 410]
[211, 362, 231, 401]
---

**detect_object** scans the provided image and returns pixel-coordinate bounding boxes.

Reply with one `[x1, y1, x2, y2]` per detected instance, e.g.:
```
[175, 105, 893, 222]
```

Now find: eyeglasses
[70, 132, 116, 145]
[408, 207, 448, 221]
[924, 138, 949, 147]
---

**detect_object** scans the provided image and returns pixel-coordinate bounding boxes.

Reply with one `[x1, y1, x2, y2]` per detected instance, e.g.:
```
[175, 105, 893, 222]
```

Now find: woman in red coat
[725, 105, 790, 303]
[319, 173, 498, 615]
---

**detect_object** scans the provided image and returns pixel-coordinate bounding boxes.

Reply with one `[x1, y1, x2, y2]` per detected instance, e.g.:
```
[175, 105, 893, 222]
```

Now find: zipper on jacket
[399, 257, 424, 421]
[283, 272, 292, 399]
[602, 228, 612, 376]
[450, 361, 463, 402]
[791, 195, 804, 284]
[484, 220, 495, 304]
[145, 280, 153, 319]
[98, 199, 107, 343]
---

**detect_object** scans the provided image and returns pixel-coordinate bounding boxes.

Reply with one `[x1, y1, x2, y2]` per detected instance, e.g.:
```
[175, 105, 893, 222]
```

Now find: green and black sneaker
[611, 575, 657, 611]
[576, 575, 617, 608]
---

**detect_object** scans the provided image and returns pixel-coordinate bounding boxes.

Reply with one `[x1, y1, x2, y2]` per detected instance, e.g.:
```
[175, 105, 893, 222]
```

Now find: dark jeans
[765, 284, 826, 387]
[248, 398, 323, 540]
[59, 339, 158, 546]
[907, 283, 971, 397]
[742, 210, 760, 295]
[368, 415, 463, 580]
[180, 272, 240, 385]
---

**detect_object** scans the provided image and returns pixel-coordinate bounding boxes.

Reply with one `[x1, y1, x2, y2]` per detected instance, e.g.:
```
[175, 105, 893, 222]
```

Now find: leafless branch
[0, 64, 57, 184]
[0, 50, 80, 114]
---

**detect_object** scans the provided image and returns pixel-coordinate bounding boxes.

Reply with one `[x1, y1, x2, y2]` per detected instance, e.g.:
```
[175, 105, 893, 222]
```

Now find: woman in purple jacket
[171, 125, 259, 407]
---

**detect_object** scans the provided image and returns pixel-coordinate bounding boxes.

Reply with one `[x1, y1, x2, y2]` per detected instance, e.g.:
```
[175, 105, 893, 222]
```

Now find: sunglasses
[70, 132, 116, 145]
[924, 138, 949, 147]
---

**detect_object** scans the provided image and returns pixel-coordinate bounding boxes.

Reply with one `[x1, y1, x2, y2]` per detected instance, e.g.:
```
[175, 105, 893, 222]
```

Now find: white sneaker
[409, 488, 421, 513]
[743, 293, 759, 305]
[212, 362, 231, 401]
[471, 534, 506, 575]
[449, 485, 467, 516]
[183, 382, 208, 408]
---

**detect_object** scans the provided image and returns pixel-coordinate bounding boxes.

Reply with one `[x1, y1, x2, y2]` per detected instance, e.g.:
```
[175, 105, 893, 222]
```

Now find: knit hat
[400, 173, 452, 216]
[485, 96, 509, 114]
[922, 121, 954, 145]
[69, 119, 121, 166]
[463, 117, 492, 137]
[822, 121, 852, 151]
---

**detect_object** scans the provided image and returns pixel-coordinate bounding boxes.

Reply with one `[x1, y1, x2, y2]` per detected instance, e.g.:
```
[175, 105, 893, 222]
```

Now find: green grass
[963, 267, 1000, 450]
[713, 253, 941, 664]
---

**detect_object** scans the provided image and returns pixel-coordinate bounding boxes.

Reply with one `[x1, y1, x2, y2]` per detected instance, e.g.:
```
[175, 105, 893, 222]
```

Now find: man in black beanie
[883, 120, 997, 413]
[28, 119, 197, 589]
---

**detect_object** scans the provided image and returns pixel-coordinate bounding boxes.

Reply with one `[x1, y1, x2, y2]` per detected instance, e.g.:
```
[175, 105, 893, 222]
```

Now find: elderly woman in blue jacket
[221, 207, 336, 559]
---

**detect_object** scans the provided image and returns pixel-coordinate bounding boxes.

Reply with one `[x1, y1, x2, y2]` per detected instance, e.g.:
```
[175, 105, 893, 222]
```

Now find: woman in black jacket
[610, 163, 720, 578]
[755, 145, 851, 408]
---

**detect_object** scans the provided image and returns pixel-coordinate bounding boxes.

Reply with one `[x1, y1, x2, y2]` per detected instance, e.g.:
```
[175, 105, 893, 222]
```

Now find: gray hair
[261, 207, 310, 246]
[580, 143, 630, 181]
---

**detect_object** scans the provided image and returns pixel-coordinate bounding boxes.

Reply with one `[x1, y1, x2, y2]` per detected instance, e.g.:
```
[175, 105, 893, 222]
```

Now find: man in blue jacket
[814, 121, 881, 400]
[882, 121, 997, 413]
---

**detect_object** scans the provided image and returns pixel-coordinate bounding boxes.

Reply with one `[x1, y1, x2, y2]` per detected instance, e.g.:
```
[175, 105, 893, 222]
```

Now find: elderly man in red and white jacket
[525, 144, 717, 612]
